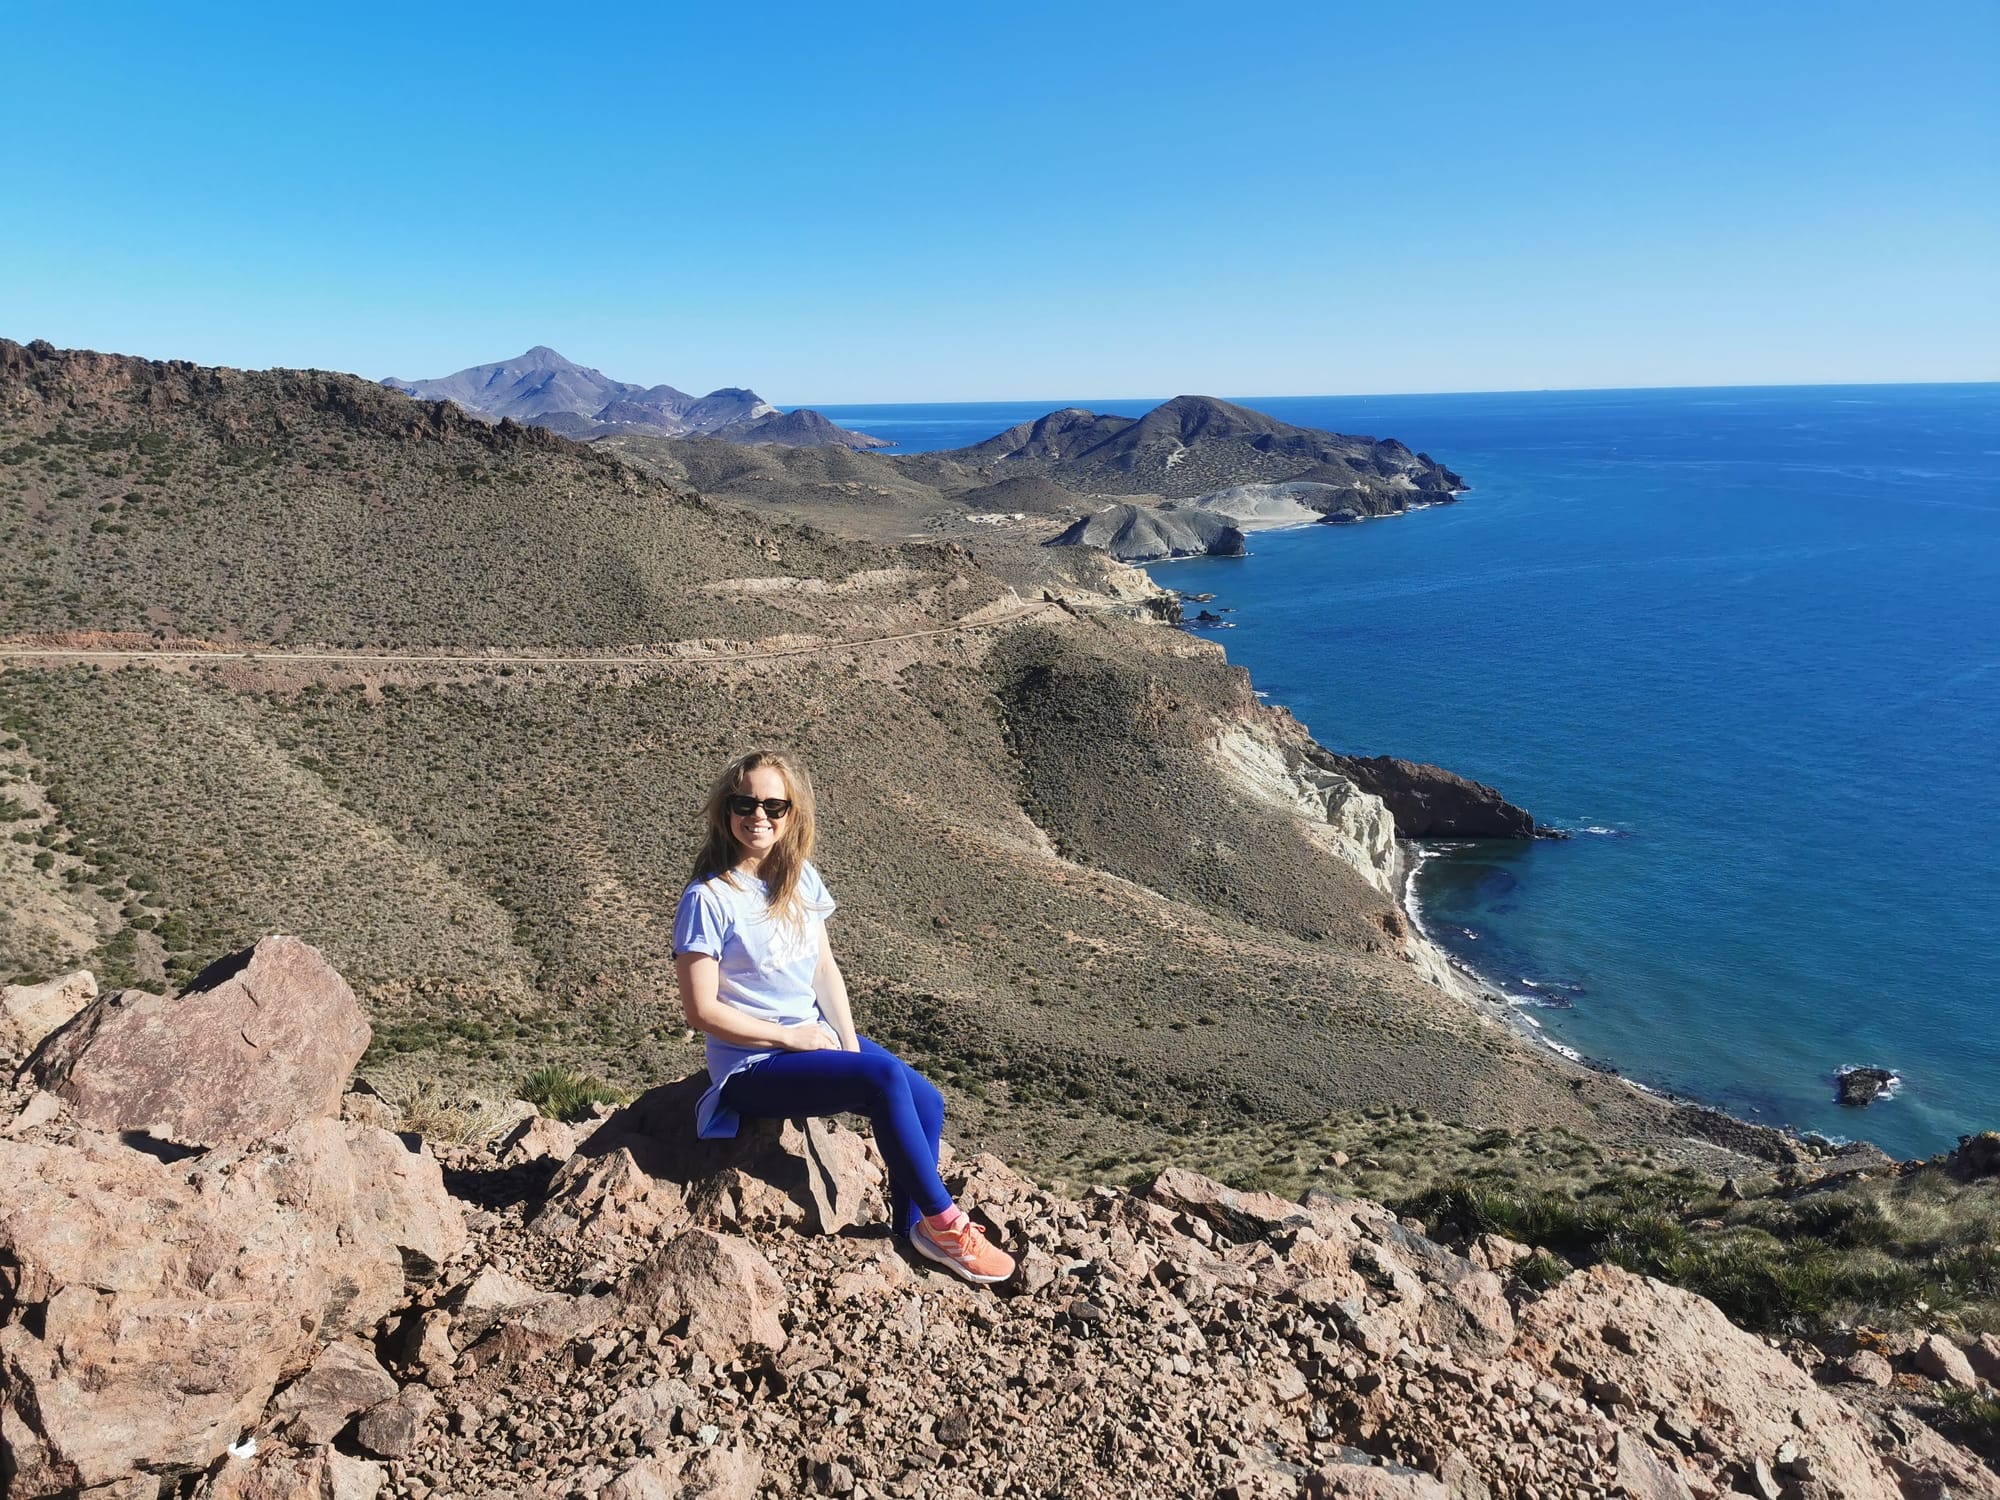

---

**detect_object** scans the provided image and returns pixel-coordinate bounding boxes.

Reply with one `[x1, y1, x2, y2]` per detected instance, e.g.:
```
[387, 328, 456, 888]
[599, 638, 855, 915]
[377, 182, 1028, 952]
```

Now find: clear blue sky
[3, 1, 1994, 402]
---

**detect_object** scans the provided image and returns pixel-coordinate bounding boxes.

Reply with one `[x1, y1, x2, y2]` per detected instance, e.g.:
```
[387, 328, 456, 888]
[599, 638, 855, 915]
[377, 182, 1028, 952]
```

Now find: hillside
[0, 338, 1738, 1180]
[383, 346, 888, 449]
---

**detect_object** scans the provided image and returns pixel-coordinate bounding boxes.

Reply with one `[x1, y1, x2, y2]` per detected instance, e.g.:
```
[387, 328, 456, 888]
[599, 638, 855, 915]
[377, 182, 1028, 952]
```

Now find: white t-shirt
[672, 861, 837, 1138]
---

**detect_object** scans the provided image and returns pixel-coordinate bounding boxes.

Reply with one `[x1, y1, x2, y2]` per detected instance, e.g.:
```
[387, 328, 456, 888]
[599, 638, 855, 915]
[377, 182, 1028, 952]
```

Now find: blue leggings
[720, 1034, 949, 1234]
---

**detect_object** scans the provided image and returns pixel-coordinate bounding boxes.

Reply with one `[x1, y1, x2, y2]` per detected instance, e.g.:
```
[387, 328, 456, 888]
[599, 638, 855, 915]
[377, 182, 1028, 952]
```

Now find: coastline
[1149, 514, 1880, 1171]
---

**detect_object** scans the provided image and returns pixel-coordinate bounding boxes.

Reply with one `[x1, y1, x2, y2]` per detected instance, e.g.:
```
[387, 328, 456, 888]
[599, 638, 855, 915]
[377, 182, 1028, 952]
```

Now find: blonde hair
[688, 749, 821, 933]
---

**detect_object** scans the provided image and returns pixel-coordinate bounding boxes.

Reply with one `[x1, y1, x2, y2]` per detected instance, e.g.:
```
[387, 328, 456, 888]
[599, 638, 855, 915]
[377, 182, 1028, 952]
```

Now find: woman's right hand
[781, 1022, 843, 1052]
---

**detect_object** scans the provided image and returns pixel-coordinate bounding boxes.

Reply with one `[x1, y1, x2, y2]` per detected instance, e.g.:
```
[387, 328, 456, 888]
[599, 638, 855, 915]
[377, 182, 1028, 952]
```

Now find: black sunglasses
[726, 795, 793, 819]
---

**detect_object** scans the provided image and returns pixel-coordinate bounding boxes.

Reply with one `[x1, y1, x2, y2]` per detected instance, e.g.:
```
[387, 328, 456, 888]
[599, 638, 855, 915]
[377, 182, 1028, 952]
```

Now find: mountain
[381, 346, 888, 449]
[945, 393, 1465, 503]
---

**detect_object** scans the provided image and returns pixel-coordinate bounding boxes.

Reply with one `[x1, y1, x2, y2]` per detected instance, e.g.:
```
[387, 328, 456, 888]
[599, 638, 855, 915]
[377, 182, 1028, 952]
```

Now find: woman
[672, 749, 1015, 1285]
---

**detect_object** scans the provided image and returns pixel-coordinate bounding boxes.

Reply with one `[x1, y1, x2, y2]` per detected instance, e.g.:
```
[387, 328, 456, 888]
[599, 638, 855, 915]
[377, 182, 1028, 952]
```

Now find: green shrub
[520, 1064, 626, 1122]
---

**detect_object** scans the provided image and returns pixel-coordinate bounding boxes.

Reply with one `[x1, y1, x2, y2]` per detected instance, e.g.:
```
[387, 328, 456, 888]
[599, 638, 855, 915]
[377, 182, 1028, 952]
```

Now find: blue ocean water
[816, 387, 2000, 1158]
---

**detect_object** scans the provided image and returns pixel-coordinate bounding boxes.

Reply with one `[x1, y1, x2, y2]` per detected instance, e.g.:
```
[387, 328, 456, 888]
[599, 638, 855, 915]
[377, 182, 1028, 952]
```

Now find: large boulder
[530, 1073, 883, 1242]
[0, 969, 97, 1056]
[0, 1116, 463, 1496]
[618, 1229, 788, 1362]
[25, 937, 370, 1147]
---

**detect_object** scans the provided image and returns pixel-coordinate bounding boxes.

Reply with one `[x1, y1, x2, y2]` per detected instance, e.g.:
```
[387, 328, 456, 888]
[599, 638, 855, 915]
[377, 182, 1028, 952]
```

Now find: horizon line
[796, 377, 2000, 411]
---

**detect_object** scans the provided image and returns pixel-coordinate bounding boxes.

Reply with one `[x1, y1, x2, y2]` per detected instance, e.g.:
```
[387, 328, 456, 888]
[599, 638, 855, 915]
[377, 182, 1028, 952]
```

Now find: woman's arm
[812, 925, 861, 1053]
[675, 952, 839, 1052]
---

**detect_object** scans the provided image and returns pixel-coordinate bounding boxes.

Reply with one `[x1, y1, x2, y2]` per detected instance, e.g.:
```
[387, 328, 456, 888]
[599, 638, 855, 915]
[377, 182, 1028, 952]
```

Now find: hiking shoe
[910, 1215, 1016, 1284]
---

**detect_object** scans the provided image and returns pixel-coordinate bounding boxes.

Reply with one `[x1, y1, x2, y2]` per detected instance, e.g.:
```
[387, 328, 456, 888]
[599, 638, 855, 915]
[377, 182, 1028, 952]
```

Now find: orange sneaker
[910, 1214, 1017, 1284]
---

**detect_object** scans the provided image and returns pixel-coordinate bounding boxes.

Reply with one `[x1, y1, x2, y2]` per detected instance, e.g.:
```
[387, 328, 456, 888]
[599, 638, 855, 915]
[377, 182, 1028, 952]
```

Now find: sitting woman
[671, 748, 1015, 1285]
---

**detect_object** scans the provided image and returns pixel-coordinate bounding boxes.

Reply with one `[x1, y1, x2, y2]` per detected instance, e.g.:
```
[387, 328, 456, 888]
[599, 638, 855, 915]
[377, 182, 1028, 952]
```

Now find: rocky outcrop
[0, 939, 462, 1498]
[0, 968, 96, 1055]
[3, 938, 1994, 1500]
[529, 1073, 884, 1244]
[1838, 1065, 1899, 1107]
[1951, 1131, 2000, 1179]
[26, 935, 372, 1148]
[1317, 752, 1538, 840]
[1048, 503, 1247, 562]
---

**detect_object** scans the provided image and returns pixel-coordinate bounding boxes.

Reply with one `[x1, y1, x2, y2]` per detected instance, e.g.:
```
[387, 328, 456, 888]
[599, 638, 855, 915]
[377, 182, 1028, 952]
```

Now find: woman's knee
[905, 1065, 945, 1132]
[849, 1047, 906, 1098]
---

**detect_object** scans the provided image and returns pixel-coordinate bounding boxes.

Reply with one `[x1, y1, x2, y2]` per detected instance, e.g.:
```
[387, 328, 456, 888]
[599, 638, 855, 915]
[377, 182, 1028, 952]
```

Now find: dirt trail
[0, 601, 1061, 671]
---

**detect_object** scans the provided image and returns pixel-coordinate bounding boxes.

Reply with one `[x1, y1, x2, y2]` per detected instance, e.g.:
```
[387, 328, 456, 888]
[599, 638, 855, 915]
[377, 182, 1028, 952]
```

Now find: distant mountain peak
[381, 351, 884, 450]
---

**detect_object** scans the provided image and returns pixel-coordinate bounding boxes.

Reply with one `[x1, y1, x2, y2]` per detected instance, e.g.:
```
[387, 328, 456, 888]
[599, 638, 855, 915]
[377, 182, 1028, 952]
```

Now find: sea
[814, 387, 2000, 1159]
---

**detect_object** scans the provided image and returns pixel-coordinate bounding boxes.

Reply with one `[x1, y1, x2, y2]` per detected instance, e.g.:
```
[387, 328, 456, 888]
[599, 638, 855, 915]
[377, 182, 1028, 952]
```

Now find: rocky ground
[5, 942, 1998, 1500]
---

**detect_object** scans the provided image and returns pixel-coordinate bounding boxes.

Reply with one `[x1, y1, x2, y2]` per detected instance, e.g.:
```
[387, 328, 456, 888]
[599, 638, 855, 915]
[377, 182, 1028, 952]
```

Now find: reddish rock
[28, 937, 370, 1147]
[0, 970, 97, 1056]
[272, 1340, 399, 1444]
[0, 1118, 460, 1496]
[1915, 1332, 1980, 1389]
[532, 1074, 882, 1240]
[354, 1383, 436, 1460]
[1147, 1166, 1312, 1240]
[619, 1229, 788, 1362]
[1970, 1333, 2000, 1384]
[1514, 1265, 1952, 1500]
[1834, 1348, 1894, 1387]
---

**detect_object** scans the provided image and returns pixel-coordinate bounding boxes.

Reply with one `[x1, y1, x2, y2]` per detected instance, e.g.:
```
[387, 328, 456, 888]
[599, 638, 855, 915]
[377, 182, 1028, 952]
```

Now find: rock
[1914, 1332, 1980, 1389]
[499, 1110, 576, 1164]
[272, 1340, 399, 1444]
[202, 1445, 337, 1500]
[1513, 1265, 1924, 1500]
[1614, 1429, 1695, 1499]
[0, 1116, 461, 1496]
[619, 1229, 788, 1362]
[1969, 1332, 2000, 1383]
[326, 1452, 385, 1500]
[0, 970, 97, 1055]
[532, 1074, 882, 1240]
[599, 1441, 758, 1500]
[1147, 1167, 1311, 1241]
[1833, 1349, 1894, 1386]
[449, 1265, 547, 1343]
[27, 937, 370, 1147]
[354, 1383, 436, 1460]
[1436, 1450, 1490, 1500]
[1302, 1461, 1449, 1498]
[1834, 1066, 1897, 1108]
[1949, 1130, 2000, 1178]
[1, 1089, 64, 1138]
[681, 1440, 761, 1500]
[1316, 752, 1535, 839]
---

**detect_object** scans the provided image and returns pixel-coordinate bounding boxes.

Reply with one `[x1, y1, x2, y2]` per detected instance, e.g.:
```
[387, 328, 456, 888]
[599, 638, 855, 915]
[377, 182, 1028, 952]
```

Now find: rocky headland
[597, 395, 1462, 561]
[6, 940, 1999, 1499]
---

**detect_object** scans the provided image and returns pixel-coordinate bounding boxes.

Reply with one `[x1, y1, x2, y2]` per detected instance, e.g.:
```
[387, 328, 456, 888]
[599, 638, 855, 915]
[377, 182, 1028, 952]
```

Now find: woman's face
[729, 764, 793, 865]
